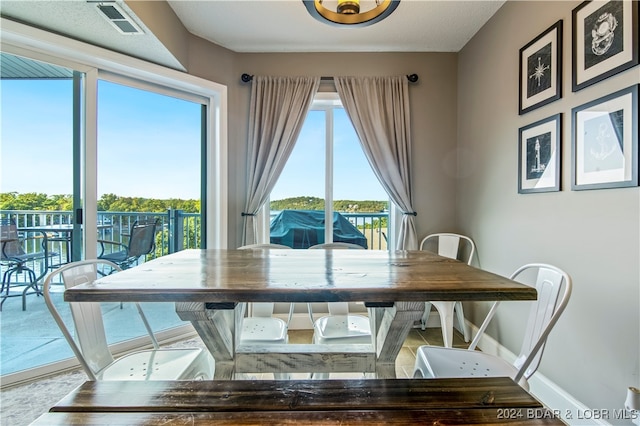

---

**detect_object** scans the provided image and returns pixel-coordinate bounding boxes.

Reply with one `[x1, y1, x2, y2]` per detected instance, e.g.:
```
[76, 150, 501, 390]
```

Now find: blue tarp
[270, 210, 367, 249]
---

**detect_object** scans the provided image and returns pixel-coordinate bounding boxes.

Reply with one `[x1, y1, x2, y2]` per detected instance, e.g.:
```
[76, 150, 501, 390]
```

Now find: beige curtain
[242, 76, 320, 245]
[334, 76, 418, 250]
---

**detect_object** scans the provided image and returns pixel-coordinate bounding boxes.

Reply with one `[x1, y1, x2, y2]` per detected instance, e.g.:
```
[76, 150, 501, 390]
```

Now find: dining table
[64, 248, 537, 380]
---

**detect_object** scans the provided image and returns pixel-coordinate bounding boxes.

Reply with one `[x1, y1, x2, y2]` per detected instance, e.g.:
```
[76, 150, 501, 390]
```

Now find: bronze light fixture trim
[303, 0, 400, 28]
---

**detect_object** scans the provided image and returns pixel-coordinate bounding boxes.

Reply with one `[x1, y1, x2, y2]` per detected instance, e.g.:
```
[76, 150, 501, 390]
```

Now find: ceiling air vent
[94, 2, 144, 35]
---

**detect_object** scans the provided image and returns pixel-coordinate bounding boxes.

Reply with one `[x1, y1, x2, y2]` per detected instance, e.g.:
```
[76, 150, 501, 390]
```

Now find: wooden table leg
[175, 302, 237, 379]
[374, 301, 424, 378]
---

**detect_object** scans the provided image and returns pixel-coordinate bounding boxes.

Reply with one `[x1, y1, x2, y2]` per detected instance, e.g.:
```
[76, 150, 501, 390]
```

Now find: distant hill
[270, 196, 388, 213]
[0, 192, 200, 213]
[1, 192, 387, 214]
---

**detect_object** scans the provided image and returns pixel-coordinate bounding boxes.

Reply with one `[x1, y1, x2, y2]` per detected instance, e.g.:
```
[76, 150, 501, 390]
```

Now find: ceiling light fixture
[303, 0, 400, 28]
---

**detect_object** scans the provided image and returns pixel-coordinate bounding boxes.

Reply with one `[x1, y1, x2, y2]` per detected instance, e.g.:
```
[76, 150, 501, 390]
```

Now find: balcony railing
[0, 209, 389, 282]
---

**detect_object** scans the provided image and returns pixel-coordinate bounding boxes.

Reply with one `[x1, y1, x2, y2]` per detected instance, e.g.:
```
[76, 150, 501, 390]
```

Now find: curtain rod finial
[241, 73, 253, 83]
[407, 74, 418, 83]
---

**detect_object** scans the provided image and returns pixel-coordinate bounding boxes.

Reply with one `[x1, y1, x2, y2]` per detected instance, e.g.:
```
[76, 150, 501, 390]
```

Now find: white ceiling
[1, 0, 506, 69]
[1, 0, 185, 69]
[167, 0, 506, 53]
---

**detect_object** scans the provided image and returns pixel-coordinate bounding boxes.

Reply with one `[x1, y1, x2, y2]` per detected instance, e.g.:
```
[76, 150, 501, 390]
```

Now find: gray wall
[458, 1, 639, 420]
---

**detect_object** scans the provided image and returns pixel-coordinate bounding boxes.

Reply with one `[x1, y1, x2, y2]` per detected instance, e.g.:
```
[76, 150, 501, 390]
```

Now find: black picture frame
[519, 21, 563, 115]
[571, 85, 638, 190]
[518, 114, 562, 193]
[572, 0, 639, 92]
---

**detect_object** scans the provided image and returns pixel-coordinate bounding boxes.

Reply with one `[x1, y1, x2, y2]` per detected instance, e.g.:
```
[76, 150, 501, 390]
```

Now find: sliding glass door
[96, 77, 205, 336]
[0, 48, 215, 384]
[0, 52, 83, 378]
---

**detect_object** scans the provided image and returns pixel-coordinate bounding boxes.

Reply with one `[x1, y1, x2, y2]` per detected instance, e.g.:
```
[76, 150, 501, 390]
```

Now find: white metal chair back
[418, 233, 476, 345]
[307, 242, 364, 322]
[419, 233, 475, 265]
[238, 243, 290, 249]
[44, 259, 159, 379]
[413, 263, 571, 389]
[469, 263, 572, 381]
[63, 262, 115, 375]
[237, 243, 294, 322]
[308, 242, 364, 250]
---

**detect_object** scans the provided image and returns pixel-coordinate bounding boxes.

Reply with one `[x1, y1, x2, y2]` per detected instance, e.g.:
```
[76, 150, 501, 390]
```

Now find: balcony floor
[0, 283, 194, 376]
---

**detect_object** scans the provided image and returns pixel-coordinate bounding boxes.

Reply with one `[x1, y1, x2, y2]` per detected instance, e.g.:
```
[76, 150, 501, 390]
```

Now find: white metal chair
[308, 242, 372, 378]
[413, 263, 572, 390]
[43, 259, 215, 381]
[237, 244, 294, 379]
[419, 233, 476, 346]
[309, 242, 364, 250]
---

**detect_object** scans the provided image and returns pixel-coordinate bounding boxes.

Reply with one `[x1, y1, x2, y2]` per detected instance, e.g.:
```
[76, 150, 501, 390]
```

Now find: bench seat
[32, 377, 565, 425]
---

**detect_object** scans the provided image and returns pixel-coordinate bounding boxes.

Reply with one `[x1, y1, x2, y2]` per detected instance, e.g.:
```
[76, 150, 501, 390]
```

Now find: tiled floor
[0, 327, 466, 426]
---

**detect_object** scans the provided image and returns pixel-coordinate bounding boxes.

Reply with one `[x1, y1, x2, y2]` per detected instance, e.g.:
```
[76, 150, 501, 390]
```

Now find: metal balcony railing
[0, 209, 389, 282]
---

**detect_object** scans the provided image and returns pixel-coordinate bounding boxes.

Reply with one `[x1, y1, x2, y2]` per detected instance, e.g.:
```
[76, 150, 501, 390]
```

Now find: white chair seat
[100, 348, 214, 380]
[240, 317, 288, 343]
[413, 345, 526, 389]
[314, 314, 371, 344]
[239, 314, 291, 379]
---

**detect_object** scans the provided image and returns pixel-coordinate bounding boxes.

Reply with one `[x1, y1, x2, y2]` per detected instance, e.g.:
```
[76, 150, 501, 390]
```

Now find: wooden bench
[32, 377, 566, 425]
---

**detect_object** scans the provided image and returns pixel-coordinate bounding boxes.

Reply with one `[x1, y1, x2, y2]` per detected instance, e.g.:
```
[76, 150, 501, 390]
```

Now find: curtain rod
[241, 73, 419, 83]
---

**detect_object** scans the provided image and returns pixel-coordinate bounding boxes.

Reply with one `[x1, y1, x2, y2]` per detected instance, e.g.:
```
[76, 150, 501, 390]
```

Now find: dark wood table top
[65, 249, 536, 304]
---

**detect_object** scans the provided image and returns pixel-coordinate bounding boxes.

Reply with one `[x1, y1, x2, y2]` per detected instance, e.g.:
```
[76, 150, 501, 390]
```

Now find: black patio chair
[0, 218, 57, 311]
[97, 218, 160, 271]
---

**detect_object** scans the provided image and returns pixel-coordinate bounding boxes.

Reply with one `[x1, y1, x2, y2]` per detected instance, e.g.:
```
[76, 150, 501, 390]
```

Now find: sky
[1, 77, 387, 203]
[1, 79, 201, 200]
[271, 108, 387, 201]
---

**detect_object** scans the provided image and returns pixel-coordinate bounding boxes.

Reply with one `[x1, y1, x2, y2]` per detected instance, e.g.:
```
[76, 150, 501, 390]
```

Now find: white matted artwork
[519, 21, 563, 114]
[518, 114, 561, 193]
[572, 0, 639, 91]
[571, 85, 638, 190]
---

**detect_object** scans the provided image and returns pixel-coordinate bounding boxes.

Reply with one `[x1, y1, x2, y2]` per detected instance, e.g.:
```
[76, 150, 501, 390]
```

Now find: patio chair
[98, 218, 159, 270]
[43, 259, 215, 381]
[308, 242, 371, 379]
[413, 263, 572, 390]
[419, 233, 476, 346]
[0, 218, 57, 311]
[238, 243, 294, 379]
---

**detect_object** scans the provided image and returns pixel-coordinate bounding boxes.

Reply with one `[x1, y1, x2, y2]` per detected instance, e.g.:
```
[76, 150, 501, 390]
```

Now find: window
[270, 94, 389, 249]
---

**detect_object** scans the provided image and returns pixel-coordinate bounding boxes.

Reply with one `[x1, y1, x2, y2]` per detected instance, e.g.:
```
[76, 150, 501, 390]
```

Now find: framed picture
[571, 85, 638, 190]
[519, 21, 563, 115]
[572, 0, 639, 92]
[518, 114, 562, 193]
